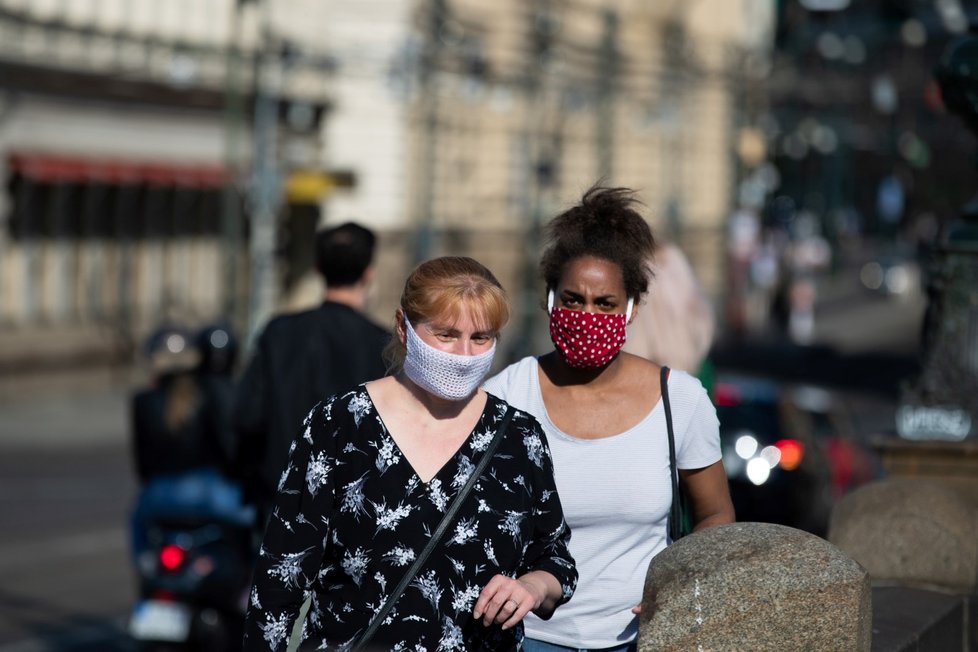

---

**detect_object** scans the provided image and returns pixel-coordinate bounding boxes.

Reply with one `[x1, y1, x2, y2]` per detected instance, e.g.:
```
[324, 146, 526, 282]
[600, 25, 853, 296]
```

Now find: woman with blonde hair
[245, 256, 577, 651]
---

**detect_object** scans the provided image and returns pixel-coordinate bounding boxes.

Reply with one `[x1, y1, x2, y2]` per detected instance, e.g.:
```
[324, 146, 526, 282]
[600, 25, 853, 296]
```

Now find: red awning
[8, 152, 228, 188]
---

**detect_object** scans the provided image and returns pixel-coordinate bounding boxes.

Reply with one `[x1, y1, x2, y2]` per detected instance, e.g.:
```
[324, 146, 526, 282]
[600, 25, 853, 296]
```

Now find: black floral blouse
[243, 387, 577, 652]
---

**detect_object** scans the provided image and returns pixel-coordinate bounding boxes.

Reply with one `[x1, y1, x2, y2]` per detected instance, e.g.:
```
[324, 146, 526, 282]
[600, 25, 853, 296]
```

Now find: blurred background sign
[283, 170, 355, 204]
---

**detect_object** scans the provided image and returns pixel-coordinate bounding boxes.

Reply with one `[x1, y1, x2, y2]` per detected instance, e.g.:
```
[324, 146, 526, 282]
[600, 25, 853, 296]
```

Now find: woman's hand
[626, 464, 734, 622]
[472, 572, 554, 630]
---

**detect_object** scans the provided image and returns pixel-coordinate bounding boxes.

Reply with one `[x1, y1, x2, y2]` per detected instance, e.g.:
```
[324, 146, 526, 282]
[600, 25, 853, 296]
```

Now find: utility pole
[596, 9, 619, 181]
[661, 18, 687, 242]
[515, 3, 558, 360]
[222, 0, 247, 325]
[413, 0, 447, 264]
[246, 0, 283, 344]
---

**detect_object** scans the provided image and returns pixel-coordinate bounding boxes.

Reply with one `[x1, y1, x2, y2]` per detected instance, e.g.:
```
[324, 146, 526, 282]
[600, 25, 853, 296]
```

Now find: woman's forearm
[692, 505, 736, 531]
[682, 461, 736, 531]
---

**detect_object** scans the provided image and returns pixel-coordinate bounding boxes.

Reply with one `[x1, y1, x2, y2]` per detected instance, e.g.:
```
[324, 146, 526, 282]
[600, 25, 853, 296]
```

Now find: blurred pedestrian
[622, 241, 715, 378]
[243, 257, 577, 651]
[484, 186, 734, 652]
[194, 321, 240, 468]
[130, 326, 251, 554]
[234, 222, 390, 523]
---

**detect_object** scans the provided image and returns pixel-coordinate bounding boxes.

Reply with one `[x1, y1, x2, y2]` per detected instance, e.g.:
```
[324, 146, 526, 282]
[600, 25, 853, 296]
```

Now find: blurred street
[0, 380, 134, 652]
[716, 265, 925, 401]
[0, 271, 924, 651]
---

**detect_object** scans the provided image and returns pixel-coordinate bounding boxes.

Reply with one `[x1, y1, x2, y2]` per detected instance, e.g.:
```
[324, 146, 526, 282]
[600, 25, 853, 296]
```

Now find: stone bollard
[639, 522, 871, 652]
[874, 439, 978, 511]
[827, 478, 978, 593]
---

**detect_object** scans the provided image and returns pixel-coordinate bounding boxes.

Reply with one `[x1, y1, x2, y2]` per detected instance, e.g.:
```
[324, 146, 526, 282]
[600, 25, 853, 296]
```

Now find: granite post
[639, 522, 871, 651]
[828, 478, 978, 594]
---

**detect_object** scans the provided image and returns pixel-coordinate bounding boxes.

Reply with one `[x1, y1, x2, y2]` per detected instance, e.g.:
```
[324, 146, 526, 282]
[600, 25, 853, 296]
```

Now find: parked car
[714, 375, 881, 536]
[785, 384, 881, 501]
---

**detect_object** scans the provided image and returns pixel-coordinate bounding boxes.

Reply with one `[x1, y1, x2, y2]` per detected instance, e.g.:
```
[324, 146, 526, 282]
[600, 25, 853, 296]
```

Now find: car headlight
[746, 458, 772, 485]
[735, 434, 759, 459]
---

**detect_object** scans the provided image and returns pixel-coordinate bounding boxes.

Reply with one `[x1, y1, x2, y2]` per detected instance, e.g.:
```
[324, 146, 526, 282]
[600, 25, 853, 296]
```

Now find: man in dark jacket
[233, 222, 390, 519]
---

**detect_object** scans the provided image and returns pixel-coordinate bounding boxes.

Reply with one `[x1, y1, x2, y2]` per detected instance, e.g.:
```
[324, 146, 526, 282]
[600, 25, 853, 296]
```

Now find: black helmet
[143, 325, 200, 376]
[196, 322, 238, 376]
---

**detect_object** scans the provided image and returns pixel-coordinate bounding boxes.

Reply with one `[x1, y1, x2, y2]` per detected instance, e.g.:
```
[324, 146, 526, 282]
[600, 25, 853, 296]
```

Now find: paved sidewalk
[0, 366, 133, 449]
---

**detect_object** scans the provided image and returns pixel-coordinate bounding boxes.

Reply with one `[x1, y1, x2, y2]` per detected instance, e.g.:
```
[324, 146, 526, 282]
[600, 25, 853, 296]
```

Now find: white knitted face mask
[402, 316, 496, 401]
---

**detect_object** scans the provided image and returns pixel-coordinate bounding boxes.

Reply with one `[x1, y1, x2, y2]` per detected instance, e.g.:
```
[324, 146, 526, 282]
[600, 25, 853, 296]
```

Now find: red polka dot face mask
[548, 290, 634, 368]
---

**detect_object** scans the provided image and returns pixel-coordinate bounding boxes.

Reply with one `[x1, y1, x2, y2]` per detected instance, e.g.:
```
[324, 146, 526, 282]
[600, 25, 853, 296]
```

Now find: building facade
[0, 0, 772, 369]
[325, 0, 774, 355]
[0, 0, 335, 367]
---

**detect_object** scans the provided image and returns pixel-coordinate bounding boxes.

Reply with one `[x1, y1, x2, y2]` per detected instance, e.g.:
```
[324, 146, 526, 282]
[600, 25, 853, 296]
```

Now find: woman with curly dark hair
[484, 186, 734, 652]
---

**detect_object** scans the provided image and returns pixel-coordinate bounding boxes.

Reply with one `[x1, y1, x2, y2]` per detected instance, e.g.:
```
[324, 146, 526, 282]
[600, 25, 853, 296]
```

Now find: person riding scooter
[130, 325, 251, 542]
[128, 324, 254, 651]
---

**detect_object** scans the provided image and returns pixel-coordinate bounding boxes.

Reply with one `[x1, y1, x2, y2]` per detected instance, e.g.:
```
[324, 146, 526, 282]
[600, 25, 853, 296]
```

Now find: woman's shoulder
[322, 383, 366, 406]
[661, 368, 717, 433]
[307, 384, 374, 423]
[492, 355, 540, 380]
[296, 386, 376, 456]
[484, 393, 553, 469]
[485, 390, 540, 427]
[620, 352, 665, 388]
[621, 355, 711, 413]
[662, 367, 709, 398]
[622, 354, 703, 388]
[483, 355, 539, 397]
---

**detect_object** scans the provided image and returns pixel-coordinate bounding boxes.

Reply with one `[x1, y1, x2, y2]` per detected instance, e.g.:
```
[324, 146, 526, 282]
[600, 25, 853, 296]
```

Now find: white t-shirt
[483, 356, 721, 648]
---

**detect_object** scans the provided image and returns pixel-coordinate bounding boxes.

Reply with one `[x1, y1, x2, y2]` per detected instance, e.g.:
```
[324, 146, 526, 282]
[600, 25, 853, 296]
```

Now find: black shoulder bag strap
[352, 405, 516, 651]
[660, 366, 684, 542]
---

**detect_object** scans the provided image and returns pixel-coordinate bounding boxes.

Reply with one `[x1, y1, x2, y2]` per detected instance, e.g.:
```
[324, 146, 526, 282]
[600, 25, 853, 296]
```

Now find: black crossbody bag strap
[660, 366, 683, 542]
[352, 405, 515, 651]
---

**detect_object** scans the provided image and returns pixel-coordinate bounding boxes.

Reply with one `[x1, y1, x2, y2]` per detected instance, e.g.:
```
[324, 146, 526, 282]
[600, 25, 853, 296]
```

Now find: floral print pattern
[244, 389, 576, 651]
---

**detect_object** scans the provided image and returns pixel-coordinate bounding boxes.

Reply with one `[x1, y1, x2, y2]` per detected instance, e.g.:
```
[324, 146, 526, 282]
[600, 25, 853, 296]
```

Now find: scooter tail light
[159, 544, 187, 571]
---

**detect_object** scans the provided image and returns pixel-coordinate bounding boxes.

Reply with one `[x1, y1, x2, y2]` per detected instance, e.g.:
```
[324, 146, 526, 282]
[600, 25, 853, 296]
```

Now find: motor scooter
[129, 513, 254, 652]
[129, 323, 254, 650]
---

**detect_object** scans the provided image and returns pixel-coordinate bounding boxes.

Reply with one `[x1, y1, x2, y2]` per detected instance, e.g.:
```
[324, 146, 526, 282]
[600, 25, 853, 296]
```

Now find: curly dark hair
[540, 186, 656, 298]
